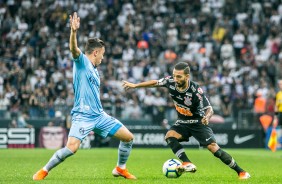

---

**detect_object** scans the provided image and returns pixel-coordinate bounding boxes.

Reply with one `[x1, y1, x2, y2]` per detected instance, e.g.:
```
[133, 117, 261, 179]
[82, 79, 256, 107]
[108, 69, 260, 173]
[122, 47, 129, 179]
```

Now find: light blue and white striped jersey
[70, 52, 104, 117]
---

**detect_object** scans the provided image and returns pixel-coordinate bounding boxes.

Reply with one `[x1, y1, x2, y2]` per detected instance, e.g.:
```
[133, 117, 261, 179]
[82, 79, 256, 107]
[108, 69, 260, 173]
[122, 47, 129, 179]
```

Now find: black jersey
[157, 76, 211, 121]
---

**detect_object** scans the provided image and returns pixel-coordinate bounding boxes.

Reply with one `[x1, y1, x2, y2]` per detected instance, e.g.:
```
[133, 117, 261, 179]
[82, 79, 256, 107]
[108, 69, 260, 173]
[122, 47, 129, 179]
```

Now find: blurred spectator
[0, 93, 10, 118]
[275, 80, 282, 126]
[221, 95, 232, 118]
[253, 90, 266, 128]
[10, 112, 33, 128]
[0, 0, 281, 126]
[143, 90, 155, 120]
[152, 92, 167, 125]
[209, 88, 221, 115]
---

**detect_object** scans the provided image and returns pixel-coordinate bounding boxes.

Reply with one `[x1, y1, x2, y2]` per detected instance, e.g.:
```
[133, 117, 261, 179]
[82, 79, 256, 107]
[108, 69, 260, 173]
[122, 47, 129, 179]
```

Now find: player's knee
[164, 130, 176, 140]
[122, 133, 134, 142]
[207, 142, 220, 153]
[66, 141, 80, 153]
[66, 145, 78, 154]
[165, 137, 178, 145]
[164, 134, 170, 140]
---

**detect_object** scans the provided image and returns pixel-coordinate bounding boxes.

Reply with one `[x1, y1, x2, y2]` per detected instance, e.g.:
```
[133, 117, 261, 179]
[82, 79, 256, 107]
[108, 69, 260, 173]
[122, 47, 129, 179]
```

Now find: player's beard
[176, 80, 186, 88]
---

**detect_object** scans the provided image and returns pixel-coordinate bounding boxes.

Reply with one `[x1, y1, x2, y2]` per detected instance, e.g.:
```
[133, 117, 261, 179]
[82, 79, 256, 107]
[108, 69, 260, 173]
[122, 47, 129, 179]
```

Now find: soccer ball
[162, 159, 182, 178]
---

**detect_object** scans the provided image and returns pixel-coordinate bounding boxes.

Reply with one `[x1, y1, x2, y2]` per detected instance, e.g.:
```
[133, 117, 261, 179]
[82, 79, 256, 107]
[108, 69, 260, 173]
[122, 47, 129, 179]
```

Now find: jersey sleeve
[72, 51, 82, 63]
[195, 86, 211, 112]
[202, 95, 212, 110]
[156, 76, 171, 87]
[73, 52, 87, 69]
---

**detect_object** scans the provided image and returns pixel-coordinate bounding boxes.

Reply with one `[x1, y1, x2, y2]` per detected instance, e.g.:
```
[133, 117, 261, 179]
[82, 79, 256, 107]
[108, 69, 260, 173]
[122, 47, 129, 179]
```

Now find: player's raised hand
[122, 81, 136, 90]
[69, 12, 80, 31]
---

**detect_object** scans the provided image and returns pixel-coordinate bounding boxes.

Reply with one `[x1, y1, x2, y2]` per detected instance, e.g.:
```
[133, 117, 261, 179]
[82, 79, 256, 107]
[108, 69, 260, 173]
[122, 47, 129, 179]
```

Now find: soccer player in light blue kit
[33, 12, 136, 180]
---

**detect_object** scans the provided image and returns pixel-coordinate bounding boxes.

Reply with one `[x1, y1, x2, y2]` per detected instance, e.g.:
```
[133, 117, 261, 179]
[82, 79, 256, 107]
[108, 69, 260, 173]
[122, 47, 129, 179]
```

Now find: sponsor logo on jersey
[175, 104, 193, 116]
[186, 92, 192, 97]
[176, 95, 183, 100]
[199, 100, 203, 108]
[196, 93, 202, 100]
[184, 96, 192, 106]
[176, 119, 198, 124]
[206, 137, 212, 141]
[191, 86, 196, 92]
[169, 85, 176, 90]
[169, 79, 174, 82]
[197, 87, 203, 94]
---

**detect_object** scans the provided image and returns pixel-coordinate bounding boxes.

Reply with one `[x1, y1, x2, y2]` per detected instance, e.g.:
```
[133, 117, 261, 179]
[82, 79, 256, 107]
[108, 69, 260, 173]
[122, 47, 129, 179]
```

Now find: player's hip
[71, 111, 119, 124]
[170, 122, 216, 146]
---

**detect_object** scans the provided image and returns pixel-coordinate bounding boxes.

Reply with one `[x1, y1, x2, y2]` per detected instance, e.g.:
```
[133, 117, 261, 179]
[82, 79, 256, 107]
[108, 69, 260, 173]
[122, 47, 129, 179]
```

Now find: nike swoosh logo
[234, 134, 255, 144]
[206, 137, 212, 141]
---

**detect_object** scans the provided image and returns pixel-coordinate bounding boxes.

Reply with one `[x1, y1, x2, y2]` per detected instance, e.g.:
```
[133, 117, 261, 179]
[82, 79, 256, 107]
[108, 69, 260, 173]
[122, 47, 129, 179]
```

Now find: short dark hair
[174, 62, 190, 75]
[85, 38, 105, 54]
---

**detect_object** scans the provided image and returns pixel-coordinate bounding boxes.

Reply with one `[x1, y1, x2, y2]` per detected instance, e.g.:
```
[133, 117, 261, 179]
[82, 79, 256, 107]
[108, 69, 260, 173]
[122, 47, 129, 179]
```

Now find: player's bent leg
[208, 143, 250, 179]
[113, 126, 134, 142]
[165, 131, 196, 174]
[65, 136, 81, 153]
[33, 137, 80, 180]
[112, 126, 136, 179]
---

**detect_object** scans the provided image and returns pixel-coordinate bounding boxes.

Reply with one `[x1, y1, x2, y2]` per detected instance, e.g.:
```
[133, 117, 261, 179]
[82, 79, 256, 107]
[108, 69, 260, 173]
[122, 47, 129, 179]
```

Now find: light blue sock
[44, 147, 73, 172]
[117, 140, 133, 169]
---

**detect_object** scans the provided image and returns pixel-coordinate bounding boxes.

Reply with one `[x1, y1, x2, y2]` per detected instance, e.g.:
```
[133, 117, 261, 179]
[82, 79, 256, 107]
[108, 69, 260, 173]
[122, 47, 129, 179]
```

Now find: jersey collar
[176, 80, 190, 93]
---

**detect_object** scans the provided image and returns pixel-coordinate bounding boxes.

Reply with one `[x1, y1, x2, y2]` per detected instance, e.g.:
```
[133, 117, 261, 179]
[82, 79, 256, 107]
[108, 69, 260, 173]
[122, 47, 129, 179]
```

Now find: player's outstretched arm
[69, 12, 81, 59]
[122, 80, 158, 90]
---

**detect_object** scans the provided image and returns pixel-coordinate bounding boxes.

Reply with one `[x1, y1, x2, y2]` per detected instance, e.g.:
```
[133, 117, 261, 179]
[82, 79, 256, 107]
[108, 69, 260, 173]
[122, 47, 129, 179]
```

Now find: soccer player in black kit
[122, 62, 250, 179]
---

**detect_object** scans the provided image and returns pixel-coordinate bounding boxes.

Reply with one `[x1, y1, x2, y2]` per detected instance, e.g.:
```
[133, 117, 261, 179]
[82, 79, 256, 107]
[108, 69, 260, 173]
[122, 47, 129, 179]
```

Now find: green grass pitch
[0, 148, 281, 184]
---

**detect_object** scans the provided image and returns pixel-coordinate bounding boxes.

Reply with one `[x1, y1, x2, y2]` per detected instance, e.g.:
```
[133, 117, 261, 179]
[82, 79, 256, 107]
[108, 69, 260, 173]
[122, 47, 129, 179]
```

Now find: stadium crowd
[0, 0, 281, 127]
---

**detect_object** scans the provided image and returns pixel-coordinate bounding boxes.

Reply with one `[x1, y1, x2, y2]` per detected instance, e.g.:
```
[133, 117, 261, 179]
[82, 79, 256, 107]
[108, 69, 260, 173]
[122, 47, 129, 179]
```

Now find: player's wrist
[133, 84, 138, 88]
[205, 113, 211, 120]
[71, 29, 77, 33]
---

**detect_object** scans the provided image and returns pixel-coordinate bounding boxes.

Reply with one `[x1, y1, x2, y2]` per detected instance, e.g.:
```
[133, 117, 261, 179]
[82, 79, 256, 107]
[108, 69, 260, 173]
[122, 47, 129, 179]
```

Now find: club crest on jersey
[197, 87, 203, 94]
[184, 96, 192, 106]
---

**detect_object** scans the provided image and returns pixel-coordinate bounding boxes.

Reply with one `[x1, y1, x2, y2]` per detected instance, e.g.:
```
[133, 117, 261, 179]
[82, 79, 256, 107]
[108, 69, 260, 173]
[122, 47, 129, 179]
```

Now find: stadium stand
[0, 0, 281, 128]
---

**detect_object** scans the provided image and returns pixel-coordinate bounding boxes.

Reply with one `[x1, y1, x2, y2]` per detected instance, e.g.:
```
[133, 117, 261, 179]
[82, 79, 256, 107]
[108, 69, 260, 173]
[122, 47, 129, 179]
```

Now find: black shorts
[170, 120, 216, 146]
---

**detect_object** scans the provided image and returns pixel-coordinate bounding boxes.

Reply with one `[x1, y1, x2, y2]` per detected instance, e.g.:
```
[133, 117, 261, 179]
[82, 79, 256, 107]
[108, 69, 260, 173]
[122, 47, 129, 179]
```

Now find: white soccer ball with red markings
[162, 159, 182, 178]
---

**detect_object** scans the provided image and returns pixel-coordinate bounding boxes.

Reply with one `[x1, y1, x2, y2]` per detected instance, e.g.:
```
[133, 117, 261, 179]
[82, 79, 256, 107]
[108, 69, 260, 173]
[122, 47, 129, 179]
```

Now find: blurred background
[0, 0, 281, 149]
